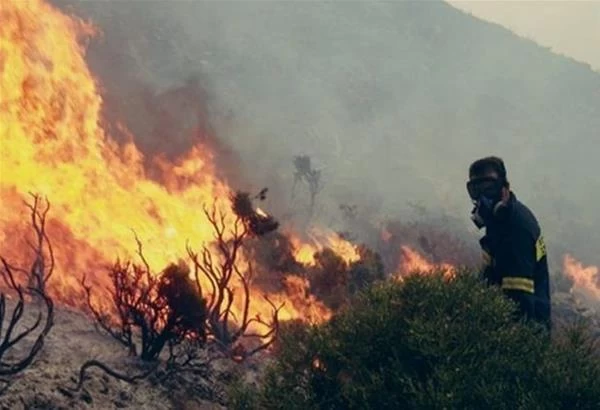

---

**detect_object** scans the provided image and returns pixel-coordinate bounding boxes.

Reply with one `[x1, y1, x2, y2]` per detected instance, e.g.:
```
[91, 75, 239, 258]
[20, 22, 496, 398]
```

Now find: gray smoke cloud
[52, 0, 600, 276]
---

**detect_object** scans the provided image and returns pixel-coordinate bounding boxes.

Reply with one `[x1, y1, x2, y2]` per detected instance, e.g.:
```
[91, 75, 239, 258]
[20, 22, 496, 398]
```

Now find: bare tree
[186, 192, 283, 360]
[291, 155, 323, 218]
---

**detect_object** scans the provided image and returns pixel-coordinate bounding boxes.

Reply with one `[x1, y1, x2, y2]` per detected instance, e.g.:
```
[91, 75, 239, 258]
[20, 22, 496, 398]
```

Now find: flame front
[1, 0, 230, 297]
[7, 0, 598, 337]
[0, 0, 332, 327]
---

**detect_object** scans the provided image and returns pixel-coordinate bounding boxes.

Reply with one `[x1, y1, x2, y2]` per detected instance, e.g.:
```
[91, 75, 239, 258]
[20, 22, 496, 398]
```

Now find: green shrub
[230, 271, 600, 409]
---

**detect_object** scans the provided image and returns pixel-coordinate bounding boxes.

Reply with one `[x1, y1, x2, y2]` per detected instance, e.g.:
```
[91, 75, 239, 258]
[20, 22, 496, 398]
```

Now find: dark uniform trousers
[479, 193, 551, 332]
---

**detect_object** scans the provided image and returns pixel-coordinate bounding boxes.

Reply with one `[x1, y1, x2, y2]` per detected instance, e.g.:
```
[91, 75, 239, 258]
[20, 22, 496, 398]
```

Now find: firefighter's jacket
[479, 192, 551, 329]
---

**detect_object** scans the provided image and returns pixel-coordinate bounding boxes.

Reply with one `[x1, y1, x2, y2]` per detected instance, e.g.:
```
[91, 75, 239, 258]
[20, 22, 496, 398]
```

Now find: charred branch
[2, 194, 55, 299]
[67, 359, 159, 392]
[0, 194, 55, 381]
[233, 295, 283, 361]
[25, 193, 54, 296]
[157, 339, 222, 382]
[81, 270, 136, 355]
[0, 258, 54, 377]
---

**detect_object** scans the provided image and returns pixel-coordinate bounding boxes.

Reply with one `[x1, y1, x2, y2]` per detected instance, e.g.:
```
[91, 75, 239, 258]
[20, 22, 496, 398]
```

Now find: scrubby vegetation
[71, 191, 283, 392]
[229, 270, 600, 410]
[76, 235, 211, 390]
[2, 193, 600, 409]
[186, 192, 283, 359]
[82, 241, 207, 362]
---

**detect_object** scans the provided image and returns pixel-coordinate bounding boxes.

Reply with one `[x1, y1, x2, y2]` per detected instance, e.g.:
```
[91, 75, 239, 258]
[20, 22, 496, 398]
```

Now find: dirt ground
[0, 302, 245, 410]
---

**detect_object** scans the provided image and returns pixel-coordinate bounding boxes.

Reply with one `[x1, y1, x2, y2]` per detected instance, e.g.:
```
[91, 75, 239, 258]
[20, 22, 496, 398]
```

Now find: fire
[255, 207, 268, 218]
[0, 0, 333, 329]
[306, 228, 361, 264]
[397, 246, 455, 277]
[281, 275, 332, 322]
[563, 254, 600, 300]
[287, 227, 360, 267]
[291, 237, 321, 266]
[1, 0, 228, 295]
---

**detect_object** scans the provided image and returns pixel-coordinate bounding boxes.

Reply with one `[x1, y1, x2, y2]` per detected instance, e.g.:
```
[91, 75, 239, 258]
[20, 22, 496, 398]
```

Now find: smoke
[51, 0, 600, 274]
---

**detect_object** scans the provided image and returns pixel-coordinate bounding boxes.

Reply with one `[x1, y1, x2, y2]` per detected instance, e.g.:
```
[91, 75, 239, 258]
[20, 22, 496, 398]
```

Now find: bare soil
[0, 302, 244, 410]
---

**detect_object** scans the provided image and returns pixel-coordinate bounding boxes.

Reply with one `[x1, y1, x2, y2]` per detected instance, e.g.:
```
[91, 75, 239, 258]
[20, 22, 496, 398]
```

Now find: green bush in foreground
[230, 270, 600, 410]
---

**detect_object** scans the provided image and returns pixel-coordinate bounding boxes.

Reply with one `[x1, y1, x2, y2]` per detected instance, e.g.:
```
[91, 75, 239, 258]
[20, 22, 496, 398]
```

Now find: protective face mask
[466, 177, 503, 203]
[471, 195, 496, 229]
[467, 177, 504, 229]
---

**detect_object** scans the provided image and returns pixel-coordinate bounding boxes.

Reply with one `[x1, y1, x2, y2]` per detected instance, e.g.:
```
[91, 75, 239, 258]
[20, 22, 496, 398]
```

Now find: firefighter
[466, 156, 551, 331]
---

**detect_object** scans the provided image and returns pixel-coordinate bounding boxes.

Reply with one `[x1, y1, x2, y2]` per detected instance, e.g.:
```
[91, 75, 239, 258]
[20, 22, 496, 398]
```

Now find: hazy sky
[447, 0, 600, 71]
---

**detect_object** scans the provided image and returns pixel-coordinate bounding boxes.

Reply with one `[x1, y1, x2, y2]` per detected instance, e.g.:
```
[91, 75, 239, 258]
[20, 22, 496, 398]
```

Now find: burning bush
[82, 240, 207, 361]
[242, 232, 304, 291]
[231, 190, 279, 237]
[72, 251, 208, 393]
[381, 216, 480, 272]
[307, 248, 350, 309]
[231, 271, 600, 409]
[81, 190, 281, 362]
[307, 244, 385, 309]
[71, 191, 284, 392]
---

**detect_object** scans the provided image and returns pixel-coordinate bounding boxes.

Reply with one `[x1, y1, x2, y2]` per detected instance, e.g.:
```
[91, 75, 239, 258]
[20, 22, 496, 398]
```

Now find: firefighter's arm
[495, 229, 539, 318]
[478, 236, 500, 286]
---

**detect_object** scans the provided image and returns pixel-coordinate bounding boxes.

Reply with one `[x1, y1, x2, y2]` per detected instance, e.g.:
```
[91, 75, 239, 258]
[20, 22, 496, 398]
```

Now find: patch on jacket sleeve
[535, 235, 546, 262]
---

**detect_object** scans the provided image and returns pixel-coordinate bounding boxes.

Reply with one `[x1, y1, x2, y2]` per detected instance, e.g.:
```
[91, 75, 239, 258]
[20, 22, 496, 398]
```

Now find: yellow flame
[0, 0, 332, 328]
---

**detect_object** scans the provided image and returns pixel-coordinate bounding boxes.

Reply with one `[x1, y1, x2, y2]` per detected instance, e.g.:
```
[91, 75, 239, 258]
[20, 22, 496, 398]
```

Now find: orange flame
[290, 237, 321, 266]
[255, 207, 268, 218]
[288, 227, 360, 267]
[563, 254, 600, 300]
[0, 0, 332, 330]
[308, 228, 361, 264]
[396, 246, 455, 278]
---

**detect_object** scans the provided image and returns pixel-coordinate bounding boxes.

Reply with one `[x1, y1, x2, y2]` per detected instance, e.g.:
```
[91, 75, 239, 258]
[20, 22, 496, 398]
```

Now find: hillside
[51, 0, 600, 271]
[3, 1, 600, 407]
[0, 279, 595, 409]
